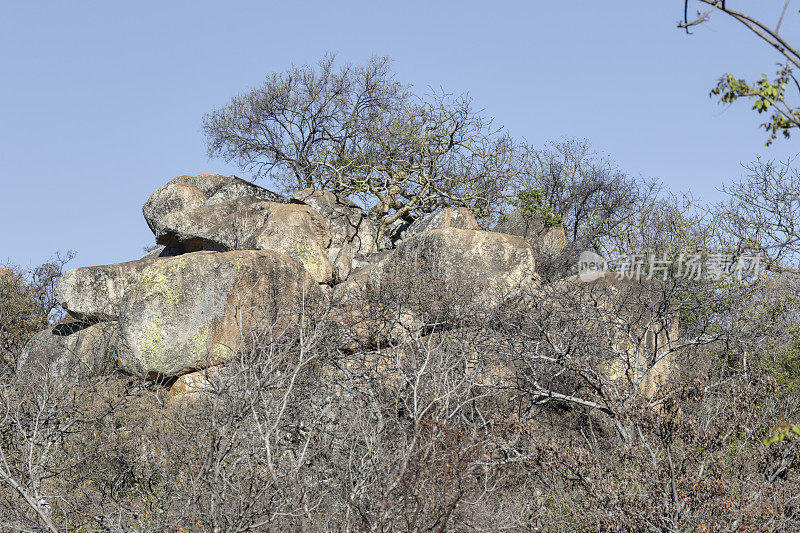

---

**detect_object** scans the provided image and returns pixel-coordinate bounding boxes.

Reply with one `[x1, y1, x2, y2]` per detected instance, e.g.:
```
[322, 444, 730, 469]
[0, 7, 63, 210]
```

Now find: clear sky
[2, 1, 798, 269]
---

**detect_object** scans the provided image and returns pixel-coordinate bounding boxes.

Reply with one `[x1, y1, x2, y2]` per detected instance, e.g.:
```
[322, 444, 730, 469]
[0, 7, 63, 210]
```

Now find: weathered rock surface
[254, 203, 333, 283]
[16, 321, 118, 386]
[162, 174, 285, 203]
[156, 199, 333, 282]
[116, 250, 322, 379]
[157, 197, 275, 251]
[165, 174, 230, 196]
[401, 207, 480, 240]
[203, 176, 284, 205]
[335, 228, 537, 318]
[494, 209, 566, 257]
[143, 182, 207, 237]
[291, 189, 377, 282]
[55, 256, 165, 322]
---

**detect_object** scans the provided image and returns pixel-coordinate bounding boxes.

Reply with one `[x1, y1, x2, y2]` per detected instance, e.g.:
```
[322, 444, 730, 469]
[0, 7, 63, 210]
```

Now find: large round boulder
[157, 197, 275, 251]
[116, 250, 323, 379]
[143, 182, 208, 238]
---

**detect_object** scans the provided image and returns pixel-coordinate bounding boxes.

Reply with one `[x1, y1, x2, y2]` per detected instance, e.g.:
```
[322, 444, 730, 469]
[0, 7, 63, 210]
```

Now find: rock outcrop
[39, 171, 678, 397]
[334, 228, 537, 332]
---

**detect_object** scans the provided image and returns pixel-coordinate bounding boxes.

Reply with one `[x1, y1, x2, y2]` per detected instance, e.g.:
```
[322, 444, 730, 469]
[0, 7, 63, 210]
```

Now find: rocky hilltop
[18, 174, 674, 397]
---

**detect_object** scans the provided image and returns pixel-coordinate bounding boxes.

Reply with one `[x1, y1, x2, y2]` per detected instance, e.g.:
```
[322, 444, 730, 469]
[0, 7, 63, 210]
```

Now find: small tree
[0, 252, 74, 371]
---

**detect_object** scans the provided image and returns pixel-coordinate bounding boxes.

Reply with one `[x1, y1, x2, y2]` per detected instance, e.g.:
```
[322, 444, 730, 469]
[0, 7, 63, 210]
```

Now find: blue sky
[2, 1, 798, 269]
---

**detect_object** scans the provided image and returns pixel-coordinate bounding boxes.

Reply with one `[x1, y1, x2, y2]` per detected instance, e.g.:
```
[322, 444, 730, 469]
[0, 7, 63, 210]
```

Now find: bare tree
[203, 54, 405, 190]
[512, 138, 660, 256]
[715, 157, 800, 275]
[0, 252, 74, 373]
[203, 55, 523, 242]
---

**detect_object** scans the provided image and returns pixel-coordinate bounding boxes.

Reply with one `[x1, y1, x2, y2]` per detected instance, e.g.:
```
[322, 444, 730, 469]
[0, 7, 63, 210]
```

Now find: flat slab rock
[55, 255, 167, 322]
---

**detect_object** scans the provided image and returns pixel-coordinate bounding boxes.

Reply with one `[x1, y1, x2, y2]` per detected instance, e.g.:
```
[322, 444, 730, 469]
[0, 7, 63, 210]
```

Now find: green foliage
[510, 189, 563, 227]
[711, 64, 800, 146]
[763, 422, 800, 446]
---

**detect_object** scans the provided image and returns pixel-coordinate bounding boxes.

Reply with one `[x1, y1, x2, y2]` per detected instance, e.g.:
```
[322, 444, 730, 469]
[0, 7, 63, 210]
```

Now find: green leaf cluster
[711, 64, 800, 146]
[763, 422, 800, 446]
[510, 189, 563, 228]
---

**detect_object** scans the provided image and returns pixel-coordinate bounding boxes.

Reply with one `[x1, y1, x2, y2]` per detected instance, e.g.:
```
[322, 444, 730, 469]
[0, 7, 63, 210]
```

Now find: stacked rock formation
[22, 175, 569, 392]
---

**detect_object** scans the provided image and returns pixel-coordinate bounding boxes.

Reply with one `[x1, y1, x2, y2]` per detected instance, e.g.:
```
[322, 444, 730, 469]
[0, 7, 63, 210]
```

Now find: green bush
[509, 189, 563, 227]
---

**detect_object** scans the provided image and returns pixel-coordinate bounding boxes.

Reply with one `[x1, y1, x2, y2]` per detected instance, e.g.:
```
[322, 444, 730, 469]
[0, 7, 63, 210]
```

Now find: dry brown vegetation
[4, 157, 800, 531]
[1, 252, 800, 531]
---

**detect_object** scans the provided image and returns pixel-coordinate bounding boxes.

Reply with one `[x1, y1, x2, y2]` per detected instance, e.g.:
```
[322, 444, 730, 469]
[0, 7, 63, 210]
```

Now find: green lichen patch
[140, 319, 166, 368]
[136, 258, 187, 306]
[289, 234, 324, 279]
